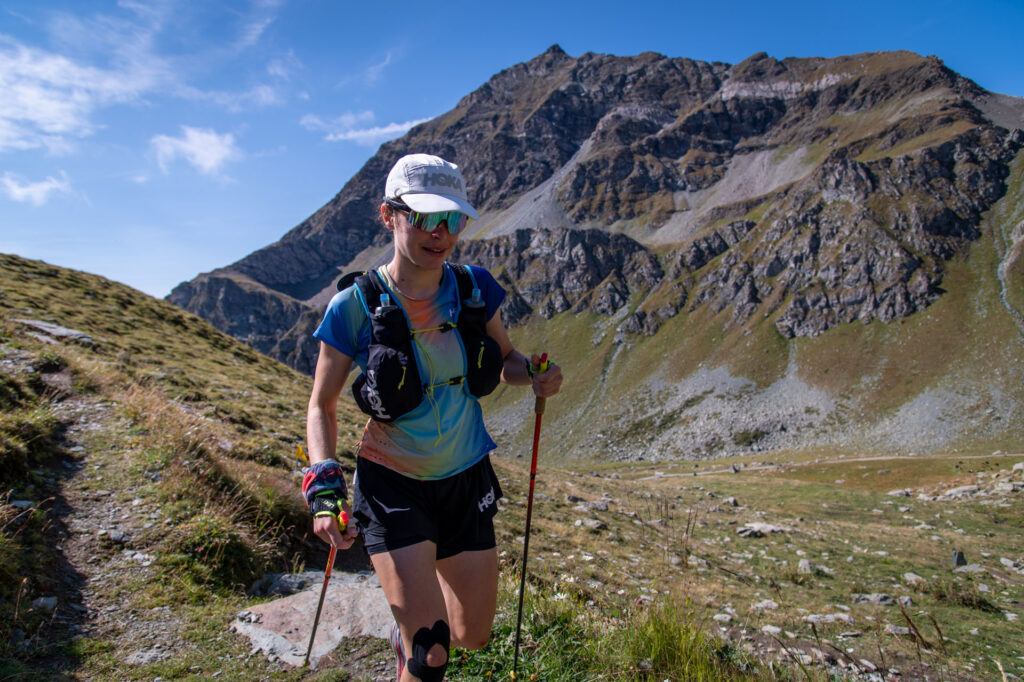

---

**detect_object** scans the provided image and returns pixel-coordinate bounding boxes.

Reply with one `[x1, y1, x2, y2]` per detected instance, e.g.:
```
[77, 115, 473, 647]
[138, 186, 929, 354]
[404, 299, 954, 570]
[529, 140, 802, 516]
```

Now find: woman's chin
[419, 247, 450, 265]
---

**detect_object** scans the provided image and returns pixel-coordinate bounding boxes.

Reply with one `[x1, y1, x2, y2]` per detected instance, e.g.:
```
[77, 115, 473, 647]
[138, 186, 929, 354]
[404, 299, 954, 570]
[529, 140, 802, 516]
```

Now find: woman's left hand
[530, 354, 562, 398]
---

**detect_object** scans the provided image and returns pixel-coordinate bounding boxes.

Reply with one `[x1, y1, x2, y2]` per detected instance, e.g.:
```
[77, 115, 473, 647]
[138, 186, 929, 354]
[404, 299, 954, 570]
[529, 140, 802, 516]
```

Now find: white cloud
[301, 111, 375, 133]
[151, 126, 241, 175]
[1, 170, 71, 205]
[0, 2, 292, 154]
[0, 40, 155, 153]
[301, 111, 431, 146]
[327, 119, 431, 144]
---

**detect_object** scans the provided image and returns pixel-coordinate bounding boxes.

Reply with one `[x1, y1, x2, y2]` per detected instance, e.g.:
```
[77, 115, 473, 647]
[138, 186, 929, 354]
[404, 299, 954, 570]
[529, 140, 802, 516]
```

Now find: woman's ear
[380, 203, 396, 232]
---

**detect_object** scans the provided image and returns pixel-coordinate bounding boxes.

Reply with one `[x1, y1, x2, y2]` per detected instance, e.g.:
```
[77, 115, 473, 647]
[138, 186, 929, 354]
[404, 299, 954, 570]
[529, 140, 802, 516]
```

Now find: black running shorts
[352, 455, 503, 560]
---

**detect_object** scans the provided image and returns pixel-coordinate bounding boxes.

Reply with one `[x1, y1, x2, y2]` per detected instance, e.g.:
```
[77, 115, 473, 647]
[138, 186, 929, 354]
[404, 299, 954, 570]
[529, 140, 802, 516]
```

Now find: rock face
[168, 45, 1024, 457]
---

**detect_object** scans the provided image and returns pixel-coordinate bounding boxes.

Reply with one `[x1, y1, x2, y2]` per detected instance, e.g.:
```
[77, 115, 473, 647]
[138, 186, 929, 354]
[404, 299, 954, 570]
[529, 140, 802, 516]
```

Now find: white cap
[384, 153, 478, 218]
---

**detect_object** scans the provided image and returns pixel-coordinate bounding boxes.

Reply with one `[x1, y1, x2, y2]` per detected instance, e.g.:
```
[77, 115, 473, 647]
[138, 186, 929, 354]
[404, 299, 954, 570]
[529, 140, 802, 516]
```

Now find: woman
[303, 153, 562, 682]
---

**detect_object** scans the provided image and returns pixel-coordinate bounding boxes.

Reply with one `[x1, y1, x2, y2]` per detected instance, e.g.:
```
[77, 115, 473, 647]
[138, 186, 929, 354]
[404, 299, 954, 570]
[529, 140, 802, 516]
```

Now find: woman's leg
[435, 547, 499, 650]
[371, 541, 450, 682]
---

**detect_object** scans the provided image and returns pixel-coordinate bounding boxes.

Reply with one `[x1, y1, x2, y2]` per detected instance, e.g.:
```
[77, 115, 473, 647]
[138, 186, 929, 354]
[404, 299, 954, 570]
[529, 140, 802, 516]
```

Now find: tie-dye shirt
[314, 264, 506, 480]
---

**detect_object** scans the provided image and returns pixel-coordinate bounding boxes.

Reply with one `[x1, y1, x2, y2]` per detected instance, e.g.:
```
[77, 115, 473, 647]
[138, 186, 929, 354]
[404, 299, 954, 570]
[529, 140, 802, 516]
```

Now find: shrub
[732, 430, 767, 447]
[161, 513, 258, 589]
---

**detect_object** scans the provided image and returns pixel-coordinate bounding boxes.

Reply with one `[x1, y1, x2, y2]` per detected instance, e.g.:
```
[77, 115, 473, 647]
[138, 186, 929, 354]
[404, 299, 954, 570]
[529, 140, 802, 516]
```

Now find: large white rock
[231, 571, 392, 668]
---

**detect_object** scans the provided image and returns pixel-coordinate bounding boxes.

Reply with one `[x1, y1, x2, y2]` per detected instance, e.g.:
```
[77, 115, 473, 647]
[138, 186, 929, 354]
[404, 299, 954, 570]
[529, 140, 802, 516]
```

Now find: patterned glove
[302, 460, 349, 529]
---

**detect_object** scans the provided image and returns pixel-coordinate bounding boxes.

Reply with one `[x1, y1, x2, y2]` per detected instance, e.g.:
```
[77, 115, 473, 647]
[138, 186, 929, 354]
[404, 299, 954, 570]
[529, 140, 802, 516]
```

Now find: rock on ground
[231, 571, 392, 668]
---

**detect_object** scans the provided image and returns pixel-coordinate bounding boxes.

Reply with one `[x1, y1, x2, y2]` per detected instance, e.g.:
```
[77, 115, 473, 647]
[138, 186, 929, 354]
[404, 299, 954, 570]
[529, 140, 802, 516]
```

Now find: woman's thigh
[435, 548, 499, 649]
[370, 540, 447, 626]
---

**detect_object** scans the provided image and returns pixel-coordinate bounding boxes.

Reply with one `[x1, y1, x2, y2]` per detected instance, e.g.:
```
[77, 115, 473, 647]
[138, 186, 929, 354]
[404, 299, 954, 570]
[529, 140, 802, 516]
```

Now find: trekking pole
[303, 511, 348, 667]
[512, 354, 549, 679]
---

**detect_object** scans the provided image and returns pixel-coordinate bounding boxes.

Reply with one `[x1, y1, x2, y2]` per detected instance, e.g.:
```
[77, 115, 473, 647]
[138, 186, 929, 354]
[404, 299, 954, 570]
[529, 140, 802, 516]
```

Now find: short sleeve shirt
[314, 264, 506, 480]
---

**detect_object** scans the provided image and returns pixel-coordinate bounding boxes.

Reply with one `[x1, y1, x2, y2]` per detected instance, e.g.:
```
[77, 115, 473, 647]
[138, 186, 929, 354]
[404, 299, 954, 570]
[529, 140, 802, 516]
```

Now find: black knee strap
[407, 619, 450, 682]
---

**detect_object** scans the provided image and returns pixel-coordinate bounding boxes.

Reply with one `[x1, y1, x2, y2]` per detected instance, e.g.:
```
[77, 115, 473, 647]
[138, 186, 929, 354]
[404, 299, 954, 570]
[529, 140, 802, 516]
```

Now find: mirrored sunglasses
[386, 198, 471, 234]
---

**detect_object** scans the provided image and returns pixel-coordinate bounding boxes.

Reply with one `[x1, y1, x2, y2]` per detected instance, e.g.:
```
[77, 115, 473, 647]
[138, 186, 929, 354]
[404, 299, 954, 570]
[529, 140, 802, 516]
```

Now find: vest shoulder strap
[336, 270, 363, 292]
[448, 262, 479, 302]
[337, 270, 389, 321]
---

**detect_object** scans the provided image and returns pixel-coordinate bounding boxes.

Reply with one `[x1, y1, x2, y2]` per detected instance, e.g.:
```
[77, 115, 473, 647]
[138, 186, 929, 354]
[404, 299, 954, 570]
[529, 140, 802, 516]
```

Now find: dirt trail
[24, 386, 187, 675]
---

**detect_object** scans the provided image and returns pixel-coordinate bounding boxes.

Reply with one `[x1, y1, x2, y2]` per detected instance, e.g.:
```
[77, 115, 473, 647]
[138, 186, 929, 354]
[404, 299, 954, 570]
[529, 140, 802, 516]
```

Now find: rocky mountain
[168, 45, 1024, 460]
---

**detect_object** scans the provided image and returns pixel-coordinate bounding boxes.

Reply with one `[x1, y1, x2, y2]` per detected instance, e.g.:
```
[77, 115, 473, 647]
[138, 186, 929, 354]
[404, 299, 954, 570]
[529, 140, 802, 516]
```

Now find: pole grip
[532, 353, 549, 414]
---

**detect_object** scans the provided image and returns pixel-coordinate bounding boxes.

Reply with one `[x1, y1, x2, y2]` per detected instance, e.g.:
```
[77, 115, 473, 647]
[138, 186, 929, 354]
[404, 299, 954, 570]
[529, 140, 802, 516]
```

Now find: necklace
[385, 266, 436, 302]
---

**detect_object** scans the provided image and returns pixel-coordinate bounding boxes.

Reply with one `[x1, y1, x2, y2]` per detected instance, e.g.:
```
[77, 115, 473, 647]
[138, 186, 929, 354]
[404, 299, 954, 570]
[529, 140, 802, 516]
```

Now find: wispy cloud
[0, 40, 154, 153]
[267, 50, 301, 80]
[301, 111, 431, 146]
[365, 52, 393, 84]
[151, 126, 242, 175]
[232, 0, 286, 50]
[0, 2, 292, 154]
[1, 170, 71, 205]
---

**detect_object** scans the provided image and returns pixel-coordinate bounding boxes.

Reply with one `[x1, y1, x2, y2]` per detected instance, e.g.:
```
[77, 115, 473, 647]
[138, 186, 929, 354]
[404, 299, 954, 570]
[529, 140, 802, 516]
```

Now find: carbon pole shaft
[513, 355, 549, 677]
[303, 545, 337, 667]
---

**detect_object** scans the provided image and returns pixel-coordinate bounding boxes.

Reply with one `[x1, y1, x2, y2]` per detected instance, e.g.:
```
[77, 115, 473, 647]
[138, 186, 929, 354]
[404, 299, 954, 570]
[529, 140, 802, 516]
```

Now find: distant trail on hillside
[638, 451, 1024, 480]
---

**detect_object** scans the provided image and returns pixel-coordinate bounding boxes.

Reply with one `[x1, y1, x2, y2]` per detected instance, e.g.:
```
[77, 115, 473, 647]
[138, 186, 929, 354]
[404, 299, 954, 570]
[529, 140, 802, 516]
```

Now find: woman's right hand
[313, 501, 358, 549]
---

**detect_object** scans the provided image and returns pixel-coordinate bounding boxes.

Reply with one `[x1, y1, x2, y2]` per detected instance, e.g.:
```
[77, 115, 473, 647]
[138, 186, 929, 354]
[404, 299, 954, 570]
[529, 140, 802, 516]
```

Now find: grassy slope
[0, 254, 367, 680]
[0, 254, 786, 681]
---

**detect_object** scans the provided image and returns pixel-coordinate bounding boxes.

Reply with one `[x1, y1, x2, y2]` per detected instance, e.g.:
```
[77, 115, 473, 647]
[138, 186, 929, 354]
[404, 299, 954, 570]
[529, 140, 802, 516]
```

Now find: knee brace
[406, 619, 450, 682]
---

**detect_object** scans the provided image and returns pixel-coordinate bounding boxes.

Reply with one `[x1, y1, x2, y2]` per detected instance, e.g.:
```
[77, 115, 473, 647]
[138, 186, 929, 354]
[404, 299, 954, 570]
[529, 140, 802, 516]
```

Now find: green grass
[3, 251, 1022, 680]
[449, 576, 772, 681]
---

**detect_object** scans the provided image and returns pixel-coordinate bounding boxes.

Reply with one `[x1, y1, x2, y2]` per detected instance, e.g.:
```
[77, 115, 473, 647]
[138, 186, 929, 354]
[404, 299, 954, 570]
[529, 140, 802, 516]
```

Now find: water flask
[463, 287, 484, 311]
[375, 293, 396, 317]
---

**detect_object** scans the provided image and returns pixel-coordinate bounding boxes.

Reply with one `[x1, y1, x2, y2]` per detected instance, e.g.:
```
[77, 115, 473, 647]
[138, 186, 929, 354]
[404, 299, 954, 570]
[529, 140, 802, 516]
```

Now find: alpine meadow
[3, 45, 1024, 681]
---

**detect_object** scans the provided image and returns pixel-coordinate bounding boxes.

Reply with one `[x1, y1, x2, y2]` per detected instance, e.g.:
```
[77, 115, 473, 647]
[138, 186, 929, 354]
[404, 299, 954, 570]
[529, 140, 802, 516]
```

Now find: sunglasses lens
[409, 211, 469, 234]
[449, 213, 469, 233]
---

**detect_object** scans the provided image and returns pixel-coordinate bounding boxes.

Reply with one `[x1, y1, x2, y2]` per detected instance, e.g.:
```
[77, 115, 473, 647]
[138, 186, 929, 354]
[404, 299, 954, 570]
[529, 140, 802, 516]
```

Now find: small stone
[712, 613, 732, 623]
[31, 596, 58, 613]
[753, 599, 778, 611]
[761, 624, 782, 635]
[903, 572, 927, 587]
[852, 593, 894, 606]
[797, 558, 812, 575]
[127, 648, 168, 665]
[575, 518, 607, 531]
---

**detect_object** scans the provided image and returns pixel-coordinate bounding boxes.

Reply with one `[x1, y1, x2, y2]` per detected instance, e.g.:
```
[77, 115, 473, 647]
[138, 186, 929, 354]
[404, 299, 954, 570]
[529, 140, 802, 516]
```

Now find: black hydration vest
[337, 263, 503, 423]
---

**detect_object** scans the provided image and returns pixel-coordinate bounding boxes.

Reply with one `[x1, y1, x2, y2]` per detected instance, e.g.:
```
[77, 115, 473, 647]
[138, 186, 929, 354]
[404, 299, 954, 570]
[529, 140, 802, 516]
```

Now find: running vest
[336, 264, 503, 423]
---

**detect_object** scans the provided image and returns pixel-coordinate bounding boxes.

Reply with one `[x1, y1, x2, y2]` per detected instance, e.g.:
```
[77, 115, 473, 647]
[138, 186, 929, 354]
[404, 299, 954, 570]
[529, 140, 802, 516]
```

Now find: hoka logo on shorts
[364, 369, 392, 420]
[477, 486, 495, 512]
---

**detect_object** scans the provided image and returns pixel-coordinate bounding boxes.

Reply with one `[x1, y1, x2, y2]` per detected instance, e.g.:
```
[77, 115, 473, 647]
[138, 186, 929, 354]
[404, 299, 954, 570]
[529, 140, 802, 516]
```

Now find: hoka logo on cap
[384, 153, 478, 218]
[423, 171, 463, 191]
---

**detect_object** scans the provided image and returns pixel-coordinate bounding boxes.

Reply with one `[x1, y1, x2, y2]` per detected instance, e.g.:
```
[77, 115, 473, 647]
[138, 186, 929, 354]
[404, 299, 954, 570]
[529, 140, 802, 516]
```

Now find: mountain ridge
[167, 46, 1024, 459]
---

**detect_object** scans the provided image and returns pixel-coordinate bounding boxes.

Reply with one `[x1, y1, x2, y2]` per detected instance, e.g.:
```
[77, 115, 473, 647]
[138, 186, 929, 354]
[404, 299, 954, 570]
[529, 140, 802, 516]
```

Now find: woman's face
[383, 204, 459, 271]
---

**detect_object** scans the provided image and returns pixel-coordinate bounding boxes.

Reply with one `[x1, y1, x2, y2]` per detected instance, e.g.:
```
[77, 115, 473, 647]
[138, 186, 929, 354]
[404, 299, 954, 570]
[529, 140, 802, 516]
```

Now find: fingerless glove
[301, 459, 348, 514]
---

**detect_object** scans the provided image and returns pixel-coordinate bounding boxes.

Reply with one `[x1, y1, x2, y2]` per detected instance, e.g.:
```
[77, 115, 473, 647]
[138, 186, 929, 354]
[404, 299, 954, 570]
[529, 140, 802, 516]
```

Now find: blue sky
[2, 0, 1022, 298]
